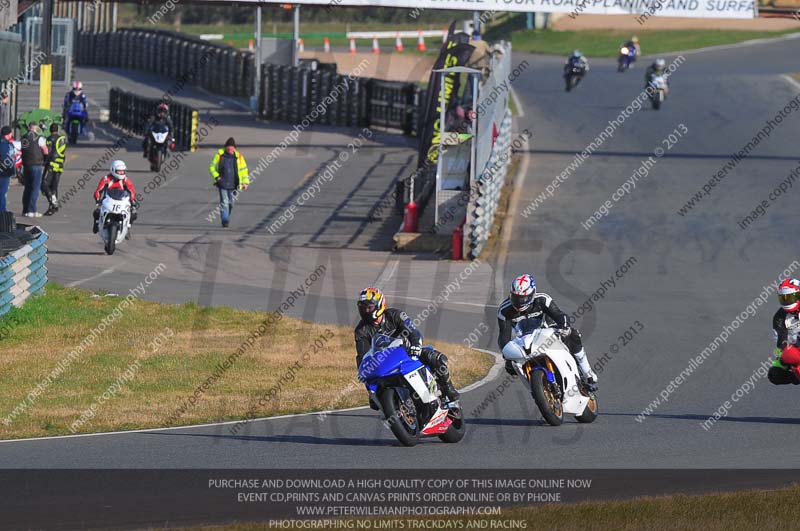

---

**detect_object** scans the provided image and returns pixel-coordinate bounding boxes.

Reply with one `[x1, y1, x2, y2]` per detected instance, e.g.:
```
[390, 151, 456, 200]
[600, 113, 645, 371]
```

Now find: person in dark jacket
[354, 287, 460, 405]
[20, 123, 49, 217]
[41, 123, 67, 216]
[0, 126, 15, 213]
[208, 137, 249, 228]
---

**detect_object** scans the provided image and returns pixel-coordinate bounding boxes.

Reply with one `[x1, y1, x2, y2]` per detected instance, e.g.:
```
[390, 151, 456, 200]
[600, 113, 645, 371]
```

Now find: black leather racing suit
[769, 308, 800, 385]
[497, 293, 583, 355]
[355, 308, 455, 396]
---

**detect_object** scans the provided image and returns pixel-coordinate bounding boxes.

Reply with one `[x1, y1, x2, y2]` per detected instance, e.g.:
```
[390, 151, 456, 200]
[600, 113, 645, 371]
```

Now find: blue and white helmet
[510, 274, 536, 311]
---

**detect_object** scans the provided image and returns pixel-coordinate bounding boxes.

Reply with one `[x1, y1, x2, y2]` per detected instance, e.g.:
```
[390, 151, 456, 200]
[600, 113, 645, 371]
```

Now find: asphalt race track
[3, 37, 800, 482]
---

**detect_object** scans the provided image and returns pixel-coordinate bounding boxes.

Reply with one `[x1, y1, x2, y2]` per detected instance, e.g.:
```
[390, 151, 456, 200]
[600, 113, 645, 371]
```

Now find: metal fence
[109, 88, 198, 152]
[0, 226, 48, 317]
[462, 42, 513, 259]
[75, 29, 254, 98]
[259, 63, 424, 135]
[465, 107, 512, 259]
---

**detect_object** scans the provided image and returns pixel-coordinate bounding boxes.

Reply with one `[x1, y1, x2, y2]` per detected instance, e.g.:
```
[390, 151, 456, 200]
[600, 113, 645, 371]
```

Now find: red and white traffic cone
[323, 36, 330, 53]
[417, 31, 426, 52]
[395, 32, 404, 53]
[372, 35, 380, 54]
[297, 38, 304, 53]
[349, 37, 357, 54]
[248, 39, 254, 51]
[442, 27, 448, 42]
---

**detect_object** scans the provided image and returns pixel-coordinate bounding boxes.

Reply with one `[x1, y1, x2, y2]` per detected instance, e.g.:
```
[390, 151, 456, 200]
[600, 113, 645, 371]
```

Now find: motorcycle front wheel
[530, 369, 564, 426]
[379, 387, 419, 447]
[652, 95, 661, 110]
[105, 223, 118, 255]
[438, 406, 465, 443]
[576, 392, 598, 423]
[69, 122, 78, 144]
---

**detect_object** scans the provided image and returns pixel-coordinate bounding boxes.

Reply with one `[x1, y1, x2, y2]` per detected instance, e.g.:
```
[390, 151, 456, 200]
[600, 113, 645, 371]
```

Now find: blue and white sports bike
[358, 334, 465, 447]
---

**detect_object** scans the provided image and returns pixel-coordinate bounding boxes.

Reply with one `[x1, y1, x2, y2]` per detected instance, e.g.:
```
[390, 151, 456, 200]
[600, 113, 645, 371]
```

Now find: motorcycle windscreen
[69, 102, 85, 115]
[514, 316, 544, 337]
[358, 334, 423, 380]
[105, 188, 130, 201]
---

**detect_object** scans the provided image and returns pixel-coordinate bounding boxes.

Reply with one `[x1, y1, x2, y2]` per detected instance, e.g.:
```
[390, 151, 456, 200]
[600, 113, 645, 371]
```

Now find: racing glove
[409, 345, 422, 358]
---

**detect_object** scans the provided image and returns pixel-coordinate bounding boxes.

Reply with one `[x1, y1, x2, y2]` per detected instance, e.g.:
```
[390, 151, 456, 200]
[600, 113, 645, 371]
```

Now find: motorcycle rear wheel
[379, 387, 420, 447]
[530, 370, 564, 426]
[438, 406, 465, 443]
[105, 223, 118, 255]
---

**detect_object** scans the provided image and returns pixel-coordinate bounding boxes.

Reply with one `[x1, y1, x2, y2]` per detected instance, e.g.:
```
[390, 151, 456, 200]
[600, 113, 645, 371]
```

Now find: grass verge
[137, 22, 445, 51]
[0, 284, 493, 439]
[155, 483, 800, 531]
[511, 28, 800, 57]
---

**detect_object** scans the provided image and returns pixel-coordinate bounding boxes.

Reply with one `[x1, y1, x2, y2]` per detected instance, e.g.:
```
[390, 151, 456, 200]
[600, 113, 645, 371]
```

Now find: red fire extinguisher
[452, 225, 463, 260]
[403, 200, 418, 233]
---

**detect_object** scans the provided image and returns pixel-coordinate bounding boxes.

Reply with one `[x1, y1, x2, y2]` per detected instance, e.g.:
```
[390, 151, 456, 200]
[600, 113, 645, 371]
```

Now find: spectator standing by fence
[0, 126, 15, 213]
[209, 137, 249, 228]
[20, 123, 48, 218]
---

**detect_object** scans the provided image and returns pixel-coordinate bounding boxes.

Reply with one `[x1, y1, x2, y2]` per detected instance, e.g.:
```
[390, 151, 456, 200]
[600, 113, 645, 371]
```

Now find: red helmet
[72, 80, 82, 92]
[510, 274, 536, 311]
[778, 278, 800, 312]
[157, 102, 169, 114]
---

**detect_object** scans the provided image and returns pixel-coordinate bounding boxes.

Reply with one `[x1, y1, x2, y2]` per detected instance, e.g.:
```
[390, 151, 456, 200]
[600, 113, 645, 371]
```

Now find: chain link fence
[465, 107, 512, 258]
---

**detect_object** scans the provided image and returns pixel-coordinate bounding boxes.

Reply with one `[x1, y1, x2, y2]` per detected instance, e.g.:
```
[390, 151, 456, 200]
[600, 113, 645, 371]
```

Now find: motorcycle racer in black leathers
[769, 278, 800, 385]
[354, 287, 460, 405]
[497, 274, 598, 391]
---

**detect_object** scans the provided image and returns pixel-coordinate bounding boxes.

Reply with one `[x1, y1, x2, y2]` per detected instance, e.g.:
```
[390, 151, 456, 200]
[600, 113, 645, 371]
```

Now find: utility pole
[39, 0, 54, 110]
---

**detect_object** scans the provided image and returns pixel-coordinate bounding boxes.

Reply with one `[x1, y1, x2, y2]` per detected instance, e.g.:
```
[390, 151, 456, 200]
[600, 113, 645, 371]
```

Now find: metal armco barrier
[259, 63, 421, 135]
[108, 88, 198, 152]
[75, 29, 254, 99]
[465, 108, 512, 259]
[0, 226, 48, 317]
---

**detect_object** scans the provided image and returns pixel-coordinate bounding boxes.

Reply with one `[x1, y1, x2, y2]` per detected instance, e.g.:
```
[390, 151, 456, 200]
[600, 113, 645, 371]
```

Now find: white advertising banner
[198, 0, 756, 19]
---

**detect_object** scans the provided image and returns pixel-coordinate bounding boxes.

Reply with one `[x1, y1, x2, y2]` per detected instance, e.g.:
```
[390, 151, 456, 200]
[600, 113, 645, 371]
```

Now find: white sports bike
[502, 316, 598, 426]
[97, 188, 132, 255]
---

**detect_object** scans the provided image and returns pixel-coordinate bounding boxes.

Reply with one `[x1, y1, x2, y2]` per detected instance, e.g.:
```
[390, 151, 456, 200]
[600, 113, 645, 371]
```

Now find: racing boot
[92, 208, 99, 233]
[440, 380, 461, 403]
[573, 348, 598, 392]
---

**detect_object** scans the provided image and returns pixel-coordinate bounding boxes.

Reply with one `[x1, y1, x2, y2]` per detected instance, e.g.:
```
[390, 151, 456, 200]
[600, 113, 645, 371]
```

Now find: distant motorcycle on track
[647, 74, 668, 110]
[617, 46, 636, 72]
[358, 334, 465, 446]
[148, 123, 171, 172]
[65, 102, 88, 145]
[564, 64, 586, 92]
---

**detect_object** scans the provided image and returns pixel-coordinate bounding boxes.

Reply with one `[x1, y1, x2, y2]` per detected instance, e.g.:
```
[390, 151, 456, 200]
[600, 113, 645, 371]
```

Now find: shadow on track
[143, 431, 401, 447]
